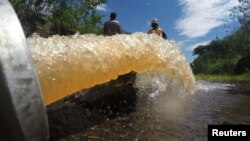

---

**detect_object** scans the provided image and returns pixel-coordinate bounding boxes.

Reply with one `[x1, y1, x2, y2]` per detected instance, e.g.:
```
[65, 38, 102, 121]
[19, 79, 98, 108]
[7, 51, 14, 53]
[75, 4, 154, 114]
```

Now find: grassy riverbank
[195, 72, 250, 82]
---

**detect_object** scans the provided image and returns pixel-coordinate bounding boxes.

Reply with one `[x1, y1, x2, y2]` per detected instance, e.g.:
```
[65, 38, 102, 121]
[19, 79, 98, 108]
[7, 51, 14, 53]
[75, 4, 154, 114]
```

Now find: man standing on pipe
[103, 12, 122, 36]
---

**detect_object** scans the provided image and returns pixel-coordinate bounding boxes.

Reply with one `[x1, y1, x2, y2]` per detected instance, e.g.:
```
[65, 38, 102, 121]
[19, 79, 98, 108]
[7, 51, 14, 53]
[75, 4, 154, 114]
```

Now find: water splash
[197, 80, 232, 92]
[28, 32, 196, 105]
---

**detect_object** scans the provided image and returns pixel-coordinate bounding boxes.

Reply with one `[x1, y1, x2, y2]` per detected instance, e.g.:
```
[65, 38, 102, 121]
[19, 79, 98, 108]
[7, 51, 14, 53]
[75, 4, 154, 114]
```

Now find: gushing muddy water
[28, 33, 195, 105]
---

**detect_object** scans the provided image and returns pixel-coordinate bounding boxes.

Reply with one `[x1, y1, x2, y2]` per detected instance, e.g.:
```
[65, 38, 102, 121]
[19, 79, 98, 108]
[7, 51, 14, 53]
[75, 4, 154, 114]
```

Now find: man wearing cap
[103, 12, 122, 36]
[148, 18, 167, 39]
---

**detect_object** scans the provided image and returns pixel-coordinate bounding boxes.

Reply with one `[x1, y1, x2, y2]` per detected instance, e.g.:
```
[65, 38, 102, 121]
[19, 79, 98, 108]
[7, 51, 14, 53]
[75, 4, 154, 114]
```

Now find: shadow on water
[227, 81, 250, 95]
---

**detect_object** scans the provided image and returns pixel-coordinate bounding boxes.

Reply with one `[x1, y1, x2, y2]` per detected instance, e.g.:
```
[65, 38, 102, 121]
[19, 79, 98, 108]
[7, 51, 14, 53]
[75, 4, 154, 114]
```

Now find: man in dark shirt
[104, 12, 122, 36]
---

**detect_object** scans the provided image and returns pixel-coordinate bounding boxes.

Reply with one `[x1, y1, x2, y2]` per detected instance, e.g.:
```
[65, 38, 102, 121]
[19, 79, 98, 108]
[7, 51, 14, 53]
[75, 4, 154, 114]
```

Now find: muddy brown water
[28, 33, 195, 105]
[47, 80, 250, 141]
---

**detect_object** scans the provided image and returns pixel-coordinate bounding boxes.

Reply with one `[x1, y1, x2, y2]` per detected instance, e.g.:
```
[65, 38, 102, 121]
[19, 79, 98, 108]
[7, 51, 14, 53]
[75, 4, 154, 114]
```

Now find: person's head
[110, 12, 117, 20]
[151, 18, 158, 29]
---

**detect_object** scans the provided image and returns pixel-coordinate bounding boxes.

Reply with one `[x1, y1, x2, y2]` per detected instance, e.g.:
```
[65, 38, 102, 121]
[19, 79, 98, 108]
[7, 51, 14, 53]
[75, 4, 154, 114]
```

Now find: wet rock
[46, 72, 138, 140]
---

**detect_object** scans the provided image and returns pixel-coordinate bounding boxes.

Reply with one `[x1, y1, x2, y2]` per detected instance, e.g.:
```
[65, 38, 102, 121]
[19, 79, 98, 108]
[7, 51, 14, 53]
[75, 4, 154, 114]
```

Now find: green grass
[195, 72, 250, 82]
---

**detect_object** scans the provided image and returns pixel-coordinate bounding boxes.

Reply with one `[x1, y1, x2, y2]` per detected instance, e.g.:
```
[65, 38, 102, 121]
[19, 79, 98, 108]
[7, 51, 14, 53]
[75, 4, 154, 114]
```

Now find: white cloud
[176, 0, 239, 39]
[176, 39, 194, 48]
[96, 4, 109, 12]
[176, 39, 210, 51]
[186, 40, 210, 51]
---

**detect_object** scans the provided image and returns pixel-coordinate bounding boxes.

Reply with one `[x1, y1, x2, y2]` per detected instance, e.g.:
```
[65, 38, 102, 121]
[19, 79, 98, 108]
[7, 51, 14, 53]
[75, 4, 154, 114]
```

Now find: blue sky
[95, 0, 240, 62]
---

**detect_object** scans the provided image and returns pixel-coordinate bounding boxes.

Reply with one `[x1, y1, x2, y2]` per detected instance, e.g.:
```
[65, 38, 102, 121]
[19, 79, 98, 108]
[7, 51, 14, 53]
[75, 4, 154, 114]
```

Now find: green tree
[49, 0, 106, 35]
[9, 0, 107, 36]
[9, 0, 50, 36]
[191, 21, 250, 74]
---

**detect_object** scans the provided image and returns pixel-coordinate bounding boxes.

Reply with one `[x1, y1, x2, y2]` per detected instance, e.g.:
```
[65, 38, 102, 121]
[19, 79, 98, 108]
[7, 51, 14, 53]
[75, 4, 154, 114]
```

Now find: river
[47, 80, 250, 141]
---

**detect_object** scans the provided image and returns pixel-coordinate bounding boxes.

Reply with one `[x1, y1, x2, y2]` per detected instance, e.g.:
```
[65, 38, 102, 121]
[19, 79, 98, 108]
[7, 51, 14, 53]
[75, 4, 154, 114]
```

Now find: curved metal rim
[0, 0, 49, 140]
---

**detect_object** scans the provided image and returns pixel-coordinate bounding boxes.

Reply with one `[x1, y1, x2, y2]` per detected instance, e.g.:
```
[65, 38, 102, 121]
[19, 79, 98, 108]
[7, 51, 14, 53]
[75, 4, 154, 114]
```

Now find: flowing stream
[47, 81, 250, 141]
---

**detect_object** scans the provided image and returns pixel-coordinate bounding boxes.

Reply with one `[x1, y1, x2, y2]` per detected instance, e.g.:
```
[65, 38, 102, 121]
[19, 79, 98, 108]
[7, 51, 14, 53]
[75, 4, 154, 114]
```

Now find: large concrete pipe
[0, 0, 49, 140]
